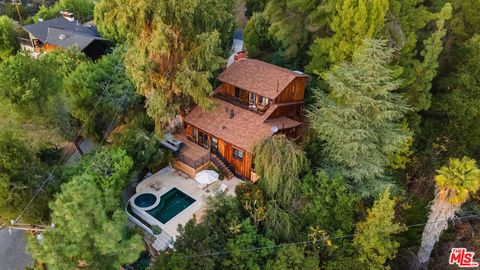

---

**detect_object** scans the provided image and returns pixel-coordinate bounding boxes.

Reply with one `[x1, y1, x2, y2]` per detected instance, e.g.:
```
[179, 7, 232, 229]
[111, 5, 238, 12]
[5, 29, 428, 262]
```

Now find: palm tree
[417, 157, 480, 267]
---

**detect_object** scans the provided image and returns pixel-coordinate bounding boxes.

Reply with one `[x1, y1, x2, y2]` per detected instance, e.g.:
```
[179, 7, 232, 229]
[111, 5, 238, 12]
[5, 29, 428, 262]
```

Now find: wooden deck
[174, 133, 209, 161]
[172, 133, 211, 178]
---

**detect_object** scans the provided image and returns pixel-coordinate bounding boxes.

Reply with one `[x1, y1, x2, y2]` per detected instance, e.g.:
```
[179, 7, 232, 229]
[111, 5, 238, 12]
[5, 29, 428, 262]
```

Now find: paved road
[0, 229, 33, 270]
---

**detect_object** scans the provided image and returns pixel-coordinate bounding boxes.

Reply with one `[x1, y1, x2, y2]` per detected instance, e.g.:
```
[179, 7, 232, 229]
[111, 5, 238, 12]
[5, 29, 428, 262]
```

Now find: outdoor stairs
[211, 155, 234, 180]
[152, 231, 174, 251]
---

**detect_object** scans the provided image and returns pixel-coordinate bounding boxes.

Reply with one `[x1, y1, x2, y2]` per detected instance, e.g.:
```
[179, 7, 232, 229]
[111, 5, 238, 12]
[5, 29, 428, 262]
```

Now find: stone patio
[135, 166, 243, 237]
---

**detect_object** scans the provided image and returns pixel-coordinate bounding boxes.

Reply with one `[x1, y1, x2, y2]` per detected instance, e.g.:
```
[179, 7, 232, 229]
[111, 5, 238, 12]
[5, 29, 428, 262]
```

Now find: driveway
[0, 229, 33, 270]
[227, 29, 244, 67]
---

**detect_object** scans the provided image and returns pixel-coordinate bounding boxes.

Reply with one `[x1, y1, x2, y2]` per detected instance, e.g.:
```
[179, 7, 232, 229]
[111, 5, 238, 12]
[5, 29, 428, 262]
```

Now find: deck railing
[175, 151, 211, 169]
[214, 93, 267, 115]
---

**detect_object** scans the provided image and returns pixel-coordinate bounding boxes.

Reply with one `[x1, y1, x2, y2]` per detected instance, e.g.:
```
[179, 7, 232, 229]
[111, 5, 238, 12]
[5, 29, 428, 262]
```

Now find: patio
[135, 166, 243, 237]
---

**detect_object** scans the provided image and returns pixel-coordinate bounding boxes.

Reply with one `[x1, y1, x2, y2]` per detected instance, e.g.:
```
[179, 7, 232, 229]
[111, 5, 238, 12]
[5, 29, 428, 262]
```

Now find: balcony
[214, 92, 268, 115]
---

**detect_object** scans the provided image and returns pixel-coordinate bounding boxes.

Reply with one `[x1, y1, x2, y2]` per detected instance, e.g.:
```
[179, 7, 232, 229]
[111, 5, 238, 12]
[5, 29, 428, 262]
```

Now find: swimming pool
[146, 188, 196, 224]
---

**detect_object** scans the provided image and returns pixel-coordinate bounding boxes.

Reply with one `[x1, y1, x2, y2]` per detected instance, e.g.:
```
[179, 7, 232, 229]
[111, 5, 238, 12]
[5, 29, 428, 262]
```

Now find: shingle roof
[23, 17, 103, 49]
[184, 98, 301, 151]
[218, 59, 306, 99]
[45, 27, 107, 50]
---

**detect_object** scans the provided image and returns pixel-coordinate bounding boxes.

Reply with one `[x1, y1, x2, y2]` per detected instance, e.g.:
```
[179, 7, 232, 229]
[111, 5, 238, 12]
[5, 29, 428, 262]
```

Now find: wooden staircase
[211, 154, 234, 180]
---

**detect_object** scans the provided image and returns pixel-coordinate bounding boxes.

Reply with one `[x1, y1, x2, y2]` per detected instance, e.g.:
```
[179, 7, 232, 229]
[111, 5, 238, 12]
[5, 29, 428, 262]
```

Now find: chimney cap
[60, 11, 75, 22]
[234, 50, 248, 62]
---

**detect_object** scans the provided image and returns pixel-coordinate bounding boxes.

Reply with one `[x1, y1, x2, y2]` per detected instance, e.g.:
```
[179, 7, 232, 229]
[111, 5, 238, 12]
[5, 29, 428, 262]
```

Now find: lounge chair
[149, 183, 162, 191]
[215, 184, 228, 195]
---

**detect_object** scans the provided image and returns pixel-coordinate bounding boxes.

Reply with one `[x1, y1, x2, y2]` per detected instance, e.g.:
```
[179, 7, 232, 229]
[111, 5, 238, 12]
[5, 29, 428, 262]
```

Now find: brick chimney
[60, 11, 75, 22]
[234, 50, 248, 62]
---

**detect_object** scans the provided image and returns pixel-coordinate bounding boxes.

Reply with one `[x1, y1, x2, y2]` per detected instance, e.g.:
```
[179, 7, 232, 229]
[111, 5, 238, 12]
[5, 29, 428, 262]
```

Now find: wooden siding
[221, 83, 235, 96]
[186, 124, 253, 181]
[267, 103, 303, 120]
[274, 77, 308, 104]
[44, 43, 58, 51]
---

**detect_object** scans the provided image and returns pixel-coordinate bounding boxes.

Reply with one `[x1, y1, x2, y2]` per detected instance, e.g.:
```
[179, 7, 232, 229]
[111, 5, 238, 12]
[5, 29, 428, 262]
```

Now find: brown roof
[184, 98, 301, 151]
[218, 59, 306, 99]
[264, 116, 301, 130]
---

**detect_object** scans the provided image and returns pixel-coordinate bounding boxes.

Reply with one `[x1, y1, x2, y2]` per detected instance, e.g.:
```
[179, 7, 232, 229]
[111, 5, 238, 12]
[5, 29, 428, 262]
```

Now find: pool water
[134, 193, 157, 208]
[147, 188, 195, 224]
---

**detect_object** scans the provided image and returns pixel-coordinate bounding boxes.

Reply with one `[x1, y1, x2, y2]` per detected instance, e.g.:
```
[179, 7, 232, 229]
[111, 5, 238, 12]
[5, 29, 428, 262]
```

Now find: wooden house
[177, 57, 308, 181]
[22, 12, 109, 59]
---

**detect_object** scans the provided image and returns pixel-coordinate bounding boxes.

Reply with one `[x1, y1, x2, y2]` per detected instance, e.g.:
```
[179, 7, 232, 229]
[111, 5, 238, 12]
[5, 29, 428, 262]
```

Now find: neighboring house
[22, 12, 109, 59]
[174, 53, 308, 181]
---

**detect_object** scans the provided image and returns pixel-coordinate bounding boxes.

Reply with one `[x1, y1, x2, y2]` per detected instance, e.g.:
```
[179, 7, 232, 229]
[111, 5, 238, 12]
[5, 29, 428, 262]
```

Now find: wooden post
[13, 0, 23, 25]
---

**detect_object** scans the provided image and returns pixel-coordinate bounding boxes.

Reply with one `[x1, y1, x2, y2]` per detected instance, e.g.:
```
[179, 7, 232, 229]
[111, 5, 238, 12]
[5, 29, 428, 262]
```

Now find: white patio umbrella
[195, 170, 219, 185]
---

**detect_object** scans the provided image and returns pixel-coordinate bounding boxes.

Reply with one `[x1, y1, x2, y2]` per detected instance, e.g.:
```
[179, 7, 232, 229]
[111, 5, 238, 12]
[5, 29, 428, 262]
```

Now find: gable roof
[184, 98, 301, 151]
[45, 27, 106, 50]
[218, 59, 307, 99]
[23, 17, 104, 49]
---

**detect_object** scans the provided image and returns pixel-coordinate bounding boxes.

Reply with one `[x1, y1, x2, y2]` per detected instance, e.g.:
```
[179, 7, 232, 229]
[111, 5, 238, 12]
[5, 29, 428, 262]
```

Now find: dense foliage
[63, 47, 140, 140]
[34, 0, 95, 22]
[0, 131, 53, 223]
[308, 39, 411, 193]
[95, 0, 235, 132]
[0, 15, 18, 61]
[253, 135, 307, 206]
[28, 148, 143, 270]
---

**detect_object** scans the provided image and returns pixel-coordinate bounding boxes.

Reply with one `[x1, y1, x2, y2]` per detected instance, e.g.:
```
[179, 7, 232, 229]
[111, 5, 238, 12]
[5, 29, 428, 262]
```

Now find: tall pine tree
[307, 0, 389, 73]
[308, 39, 411, 191]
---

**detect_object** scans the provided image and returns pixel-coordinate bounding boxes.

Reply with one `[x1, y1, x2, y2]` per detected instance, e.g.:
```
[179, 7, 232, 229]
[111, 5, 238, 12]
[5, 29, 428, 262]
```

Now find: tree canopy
[353, 189, 404, 269]
[0, 15, 18, 61]
[28, 147, 142, 270]
[308, 39, 411, 190]
[307, 0, 389, 73]
[95, 0, 235, 132]
[34, 0, 95, 23]
[253, 135, 307, 206]
[63, 46, 140, 141]
[0, 130, 53, 223]
[28, 175, 143, 270]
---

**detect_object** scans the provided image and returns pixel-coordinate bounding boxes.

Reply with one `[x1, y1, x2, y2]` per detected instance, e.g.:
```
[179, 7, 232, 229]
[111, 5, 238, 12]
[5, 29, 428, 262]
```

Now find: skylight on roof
[59, 34, 67, 40]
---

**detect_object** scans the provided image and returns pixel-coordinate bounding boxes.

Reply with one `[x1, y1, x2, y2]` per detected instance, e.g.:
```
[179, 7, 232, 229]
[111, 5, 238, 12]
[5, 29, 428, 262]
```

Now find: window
[258, 95, 264, 104]
[235, 87, 241, 98]
[232, 148, 243, 161]
[192, 128, 197, 140]
[265, 98, 269, 105]
[249, 93, 256, 103]
[211, 137, 218, 151]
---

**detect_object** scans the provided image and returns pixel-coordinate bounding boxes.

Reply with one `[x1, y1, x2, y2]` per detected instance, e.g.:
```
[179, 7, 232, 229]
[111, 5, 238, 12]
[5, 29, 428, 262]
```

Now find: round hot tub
[134, 193, 157, 208]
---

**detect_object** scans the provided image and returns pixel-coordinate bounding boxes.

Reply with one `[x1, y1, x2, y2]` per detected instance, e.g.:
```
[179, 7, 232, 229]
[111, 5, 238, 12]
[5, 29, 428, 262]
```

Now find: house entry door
[198, 132, 209, 149]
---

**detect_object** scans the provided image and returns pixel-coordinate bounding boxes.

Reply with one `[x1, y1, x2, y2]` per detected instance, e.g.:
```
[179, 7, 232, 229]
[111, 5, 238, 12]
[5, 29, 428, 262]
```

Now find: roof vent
[58, 34, 67, 40]
[229, 109, 235, 119]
